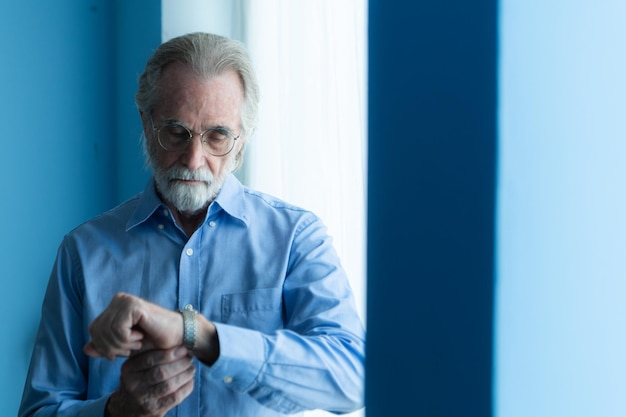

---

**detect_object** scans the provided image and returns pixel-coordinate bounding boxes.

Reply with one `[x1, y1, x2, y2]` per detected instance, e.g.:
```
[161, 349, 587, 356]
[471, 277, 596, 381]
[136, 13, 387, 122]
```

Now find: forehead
[154, 63, 244, 125]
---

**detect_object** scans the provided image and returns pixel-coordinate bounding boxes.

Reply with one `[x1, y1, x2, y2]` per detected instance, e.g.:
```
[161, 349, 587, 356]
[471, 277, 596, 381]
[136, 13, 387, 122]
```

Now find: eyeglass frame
[149, 114, 240, 157]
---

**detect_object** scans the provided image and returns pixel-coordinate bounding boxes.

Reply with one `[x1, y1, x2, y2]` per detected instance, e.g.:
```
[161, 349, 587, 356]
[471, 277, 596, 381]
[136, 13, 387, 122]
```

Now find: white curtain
[243, 3, 367, 416]
[243, 0, 367, 323]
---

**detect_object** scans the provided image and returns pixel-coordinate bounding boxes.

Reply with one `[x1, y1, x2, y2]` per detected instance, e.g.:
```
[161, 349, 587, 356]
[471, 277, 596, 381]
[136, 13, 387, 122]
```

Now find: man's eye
[165, 126, 190, 139]
[205, 131, 229, 142]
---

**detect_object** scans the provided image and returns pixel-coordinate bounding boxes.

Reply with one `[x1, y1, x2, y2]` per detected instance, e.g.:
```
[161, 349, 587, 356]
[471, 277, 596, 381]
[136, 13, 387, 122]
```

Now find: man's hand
[105, 347, 195, 417]
[83, 293, 184, 360]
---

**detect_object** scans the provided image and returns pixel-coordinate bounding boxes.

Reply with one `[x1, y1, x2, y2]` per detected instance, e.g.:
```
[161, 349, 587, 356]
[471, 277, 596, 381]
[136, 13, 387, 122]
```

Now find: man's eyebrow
[161, 119, 233, 134]
[161, 118, 186, 126]
[205, 125, 233, 135]
[162, 117, 232, 129]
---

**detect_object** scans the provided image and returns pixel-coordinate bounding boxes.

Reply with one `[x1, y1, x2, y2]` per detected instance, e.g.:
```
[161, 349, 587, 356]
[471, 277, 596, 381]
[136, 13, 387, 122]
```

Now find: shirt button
[223, 376, 233, 384]
[162, 208, 169, 216]
[209, 221, 216, 227]
[157, 224, 164, 230]
[186, 248, 194, 256]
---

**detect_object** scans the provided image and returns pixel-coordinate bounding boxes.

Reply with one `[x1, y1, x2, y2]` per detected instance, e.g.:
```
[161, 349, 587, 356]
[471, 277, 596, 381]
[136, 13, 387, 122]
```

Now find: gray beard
[152, 164, 230, 213]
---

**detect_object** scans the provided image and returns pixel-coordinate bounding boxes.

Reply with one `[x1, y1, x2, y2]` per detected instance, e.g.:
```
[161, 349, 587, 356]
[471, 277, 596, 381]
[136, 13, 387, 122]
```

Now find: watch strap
[179, 306, 197, 350]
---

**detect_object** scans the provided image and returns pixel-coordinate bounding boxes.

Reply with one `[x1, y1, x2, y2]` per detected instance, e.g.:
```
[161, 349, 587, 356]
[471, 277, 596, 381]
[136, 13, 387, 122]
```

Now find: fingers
[84, 329, 144, 360]
[83, 342, 103, 358]
[109, 347, 196, 417]
[85, 293, 146, 360]
[123, 347, 190, 374]
[86, 293, 185, 361]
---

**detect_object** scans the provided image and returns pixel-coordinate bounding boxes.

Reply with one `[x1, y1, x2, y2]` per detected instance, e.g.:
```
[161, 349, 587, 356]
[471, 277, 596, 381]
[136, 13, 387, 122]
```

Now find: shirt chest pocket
[221, 287, 284, 332]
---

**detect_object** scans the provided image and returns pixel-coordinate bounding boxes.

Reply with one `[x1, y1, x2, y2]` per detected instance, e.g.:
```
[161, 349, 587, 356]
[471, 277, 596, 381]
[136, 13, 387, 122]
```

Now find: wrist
[193, 315, 220, 365]
[105, 391, 122, 417]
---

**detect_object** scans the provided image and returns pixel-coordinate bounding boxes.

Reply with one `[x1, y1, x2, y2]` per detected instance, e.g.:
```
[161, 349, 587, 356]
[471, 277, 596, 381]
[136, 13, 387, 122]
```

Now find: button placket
[179, 231, 201, 328]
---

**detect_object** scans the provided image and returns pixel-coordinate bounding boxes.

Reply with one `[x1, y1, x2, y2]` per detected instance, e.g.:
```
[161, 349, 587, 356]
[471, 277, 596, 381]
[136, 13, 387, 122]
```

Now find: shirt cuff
[206, 322, 267, 392]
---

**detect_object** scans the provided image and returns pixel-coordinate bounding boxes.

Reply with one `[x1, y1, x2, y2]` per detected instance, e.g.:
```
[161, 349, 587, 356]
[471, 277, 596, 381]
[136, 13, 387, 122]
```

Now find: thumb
[83, 341, 106, 359]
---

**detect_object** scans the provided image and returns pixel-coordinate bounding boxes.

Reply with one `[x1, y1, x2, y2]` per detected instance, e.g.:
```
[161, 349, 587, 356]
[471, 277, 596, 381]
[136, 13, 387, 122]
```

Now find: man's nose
[180, 135, 207, 170]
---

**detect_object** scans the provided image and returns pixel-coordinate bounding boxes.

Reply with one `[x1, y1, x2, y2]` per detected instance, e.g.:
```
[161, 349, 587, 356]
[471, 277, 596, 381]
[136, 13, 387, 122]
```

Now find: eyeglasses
[150, 116, 239, 156]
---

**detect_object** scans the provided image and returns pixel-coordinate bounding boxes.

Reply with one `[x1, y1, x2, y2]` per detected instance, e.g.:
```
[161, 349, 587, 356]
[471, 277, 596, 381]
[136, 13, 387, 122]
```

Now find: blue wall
[0, 2, 158, 416]
[114, 2, 160, 202]
[366, 0, 497, 415]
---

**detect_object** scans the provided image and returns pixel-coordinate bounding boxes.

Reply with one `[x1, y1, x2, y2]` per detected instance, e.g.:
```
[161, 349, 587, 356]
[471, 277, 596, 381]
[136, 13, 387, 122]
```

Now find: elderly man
[19, 32, 365, 417]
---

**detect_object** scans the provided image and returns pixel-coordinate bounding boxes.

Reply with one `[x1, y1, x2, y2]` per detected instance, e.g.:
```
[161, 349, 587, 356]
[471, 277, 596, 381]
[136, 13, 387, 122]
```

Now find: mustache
[165, 166, 213, 182]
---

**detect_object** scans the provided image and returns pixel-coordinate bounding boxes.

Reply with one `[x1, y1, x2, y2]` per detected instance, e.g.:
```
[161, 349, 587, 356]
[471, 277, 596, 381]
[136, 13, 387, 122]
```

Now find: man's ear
[139, 110, 149, 136]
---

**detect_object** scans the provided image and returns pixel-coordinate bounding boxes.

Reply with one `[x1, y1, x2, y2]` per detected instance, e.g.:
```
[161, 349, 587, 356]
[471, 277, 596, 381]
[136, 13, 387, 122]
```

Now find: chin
[150, 156, 234, 213]
[167, 183, 214, 213]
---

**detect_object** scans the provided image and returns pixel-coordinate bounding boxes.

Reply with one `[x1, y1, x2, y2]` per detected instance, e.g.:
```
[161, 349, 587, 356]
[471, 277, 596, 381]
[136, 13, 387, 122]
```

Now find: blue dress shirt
[19, 175, 365, 417]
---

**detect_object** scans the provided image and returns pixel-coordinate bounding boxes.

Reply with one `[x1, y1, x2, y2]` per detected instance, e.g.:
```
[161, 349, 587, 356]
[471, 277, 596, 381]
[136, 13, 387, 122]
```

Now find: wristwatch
[179, 305, 198, 350]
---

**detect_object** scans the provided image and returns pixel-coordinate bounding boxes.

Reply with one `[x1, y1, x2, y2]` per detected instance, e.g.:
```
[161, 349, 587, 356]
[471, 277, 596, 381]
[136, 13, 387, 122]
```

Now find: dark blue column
[366, 0, 497, 415]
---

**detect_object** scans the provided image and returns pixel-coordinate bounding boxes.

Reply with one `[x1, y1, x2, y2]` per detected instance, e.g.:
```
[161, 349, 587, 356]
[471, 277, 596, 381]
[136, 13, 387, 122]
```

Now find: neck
[171, 205, 209, 237]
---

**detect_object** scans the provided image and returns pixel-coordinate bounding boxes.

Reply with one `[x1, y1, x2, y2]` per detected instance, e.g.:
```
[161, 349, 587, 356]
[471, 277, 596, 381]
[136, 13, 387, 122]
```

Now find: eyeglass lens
[158, 124, 236, 156]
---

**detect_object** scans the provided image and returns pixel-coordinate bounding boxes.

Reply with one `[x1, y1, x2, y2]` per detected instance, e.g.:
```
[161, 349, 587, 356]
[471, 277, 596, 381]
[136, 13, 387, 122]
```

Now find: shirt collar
[126, 174, 249, 231]
[211, 174, 250, 226]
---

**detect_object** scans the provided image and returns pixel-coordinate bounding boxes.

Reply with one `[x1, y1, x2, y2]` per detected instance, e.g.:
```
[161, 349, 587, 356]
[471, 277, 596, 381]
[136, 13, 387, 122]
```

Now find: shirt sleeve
[18, 237, 111, 417]
[206, 215, 366, 414]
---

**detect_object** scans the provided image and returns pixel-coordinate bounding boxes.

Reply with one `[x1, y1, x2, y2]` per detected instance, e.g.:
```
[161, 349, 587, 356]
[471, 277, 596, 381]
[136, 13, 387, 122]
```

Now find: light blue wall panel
[0, 4, 115, 415]
[496, 1, 626, 416]
[0, 2, 159, 416]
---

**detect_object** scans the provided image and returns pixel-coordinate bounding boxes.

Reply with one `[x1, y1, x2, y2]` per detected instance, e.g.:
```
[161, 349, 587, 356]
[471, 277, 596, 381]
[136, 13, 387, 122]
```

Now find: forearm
[203, 322, 365, 414]
[20, 394, 110, 417]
